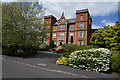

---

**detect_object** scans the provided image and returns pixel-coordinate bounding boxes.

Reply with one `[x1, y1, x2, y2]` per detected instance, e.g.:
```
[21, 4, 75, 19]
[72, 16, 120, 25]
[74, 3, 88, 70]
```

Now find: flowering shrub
[56, 56, 68, 66]
[67, 48, 112, 72]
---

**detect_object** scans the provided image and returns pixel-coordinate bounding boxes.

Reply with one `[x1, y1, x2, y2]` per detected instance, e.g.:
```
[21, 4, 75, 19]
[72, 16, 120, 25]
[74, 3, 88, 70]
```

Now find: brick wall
[43, 9, 92, 46]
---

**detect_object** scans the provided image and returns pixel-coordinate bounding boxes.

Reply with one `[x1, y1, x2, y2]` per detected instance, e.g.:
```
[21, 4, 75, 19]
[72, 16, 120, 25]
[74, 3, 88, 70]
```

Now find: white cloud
[39, 1, 118, 19]
[101, 20, 115, 26]
[2, 0, 17, 2]
[1, 0, 38, 2]
[39, 0, 120, 2]
[92, 24, 102, 29]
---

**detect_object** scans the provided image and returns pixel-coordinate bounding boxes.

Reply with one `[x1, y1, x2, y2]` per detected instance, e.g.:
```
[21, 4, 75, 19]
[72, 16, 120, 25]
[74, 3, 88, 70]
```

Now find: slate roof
[44, 15, 56, 19]
[67, 18, 76, 24]
[53, 18, 76, 25]
[53, 21, 58, 25]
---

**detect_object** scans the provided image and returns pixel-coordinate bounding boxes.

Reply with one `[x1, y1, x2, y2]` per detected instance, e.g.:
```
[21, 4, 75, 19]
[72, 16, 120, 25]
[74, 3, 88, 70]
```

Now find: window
[60, 25, 65, 30]
[70, 25, 74, 30]
[46, 27, 48, 30]
[79, 23, 83, 29]
[62, 18, 64, 22]
[53, 26, 56, 31]
[54, 41, 56, 45]
[68, 41, 71, 43]
[80, 15, 83, 20]
[78, 41, 83, 45]
[69, 33, 73, 38]
[59, 33, 64, 37]
[53, 33, 56, 38]
[47, 21, 48, 24]
[79, 32, 83, 37]
[44, 40, 47, 44]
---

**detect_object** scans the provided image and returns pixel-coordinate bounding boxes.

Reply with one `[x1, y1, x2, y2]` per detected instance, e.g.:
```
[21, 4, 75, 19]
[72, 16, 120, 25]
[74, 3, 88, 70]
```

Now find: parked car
[55, 49, 70, 53]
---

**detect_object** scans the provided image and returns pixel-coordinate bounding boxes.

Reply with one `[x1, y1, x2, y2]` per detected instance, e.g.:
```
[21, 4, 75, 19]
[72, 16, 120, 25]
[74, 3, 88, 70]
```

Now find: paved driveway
[2, 51, 120, 79]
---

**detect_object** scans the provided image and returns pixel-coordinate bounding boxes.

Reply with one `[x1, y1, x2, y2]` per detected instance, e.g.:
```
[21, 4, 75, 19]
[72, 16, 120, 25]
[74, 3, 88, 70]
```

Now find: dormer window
[80, 15, 83, 20]
[47, 21, 48, 24]
[62, 18, 64, 22]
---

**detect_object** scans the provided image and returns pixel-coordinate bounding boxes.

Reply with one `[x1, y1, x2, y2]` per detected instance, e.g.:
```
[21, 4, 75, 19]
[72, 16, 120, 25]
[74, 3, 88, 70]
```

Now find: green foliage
[61, 44, 98, 52]
[55, 46, 63, 50]
[49, 40, 54, 48]
[2, 40, 39, 56]
[62, 52, 71, 58]
[61, 44, 77, 52]
[39, 43, 49, 50]
[90, 23, 120, 50]
[74, 45, 99, 51]
[2, 2, 45, 56]
[111, 51, 120, 73]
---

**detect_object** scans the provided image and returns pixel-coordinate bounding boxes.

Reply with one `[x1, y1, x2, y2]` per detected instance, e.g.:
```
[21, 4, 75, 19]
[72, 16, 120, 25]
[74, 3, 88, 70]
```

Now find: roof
[76, 9, 88, 14]
[67, 18, 76, 24]
[53, 21, 58, 25]
[44, 15, 56, 19]
[53, 18, 76, 25]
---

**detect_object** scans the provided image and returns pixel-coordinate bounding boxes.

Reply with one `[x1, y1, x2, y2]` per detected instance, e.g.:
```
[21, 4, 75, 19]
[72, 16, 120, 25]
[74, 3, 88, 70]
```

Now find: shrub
[61, 44, 98, 52]
[56, 56, 68, 66]
[39, 43, 49, 50]
[61, 44, 77, 52]
[62, 52, 71, 58]
[90, 23, 120, 51]
[2, 44, 17, 56]
[67, 48, 112, 72]
[111, 51, 120, 73]
[55, 46, 63, 50]
[74, 45, 99, 51]
[2, 41, 39, 56]
[49, 40, 54, 48]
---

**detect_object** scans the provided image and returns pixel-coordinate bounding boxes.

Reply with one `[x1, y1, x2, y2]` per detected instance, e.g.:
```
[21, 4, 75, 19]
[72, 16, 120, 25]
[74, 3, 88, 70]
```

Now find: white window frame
[70, 25, 74, 30]
[53, 33, 56, 38]
[69, 33, 73, 38]
[78, 41, 83, 45]
[79, 32, 83, 37]
[80, 15, 83, 20]
[79, 23, 83, 29]
[59, 33, 64, 38]
[60, 25, 65, 30]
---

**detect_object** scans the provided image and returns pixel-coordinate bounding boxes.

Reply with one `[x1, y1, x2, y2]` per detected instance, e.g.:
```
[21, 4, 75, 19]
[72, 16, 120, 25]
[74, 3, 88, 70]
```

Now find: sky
[41, 1, 119, 29]
[1, 0, 119, 29]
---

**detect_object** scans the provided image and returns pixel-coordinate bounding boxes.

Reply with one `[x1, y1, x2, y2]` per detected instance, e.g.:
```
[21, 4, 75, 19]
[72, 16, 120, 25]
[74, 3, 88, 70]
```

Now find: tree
[90, 22, 120, 50]
[2, 2, 45, 55]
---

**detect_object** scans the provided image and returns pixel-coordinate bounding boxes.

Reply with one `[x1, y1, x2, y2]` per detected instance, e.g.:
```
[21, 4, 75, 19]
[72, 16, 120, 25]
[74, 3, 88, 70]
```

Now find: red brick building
[43, 9, 92, 46]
